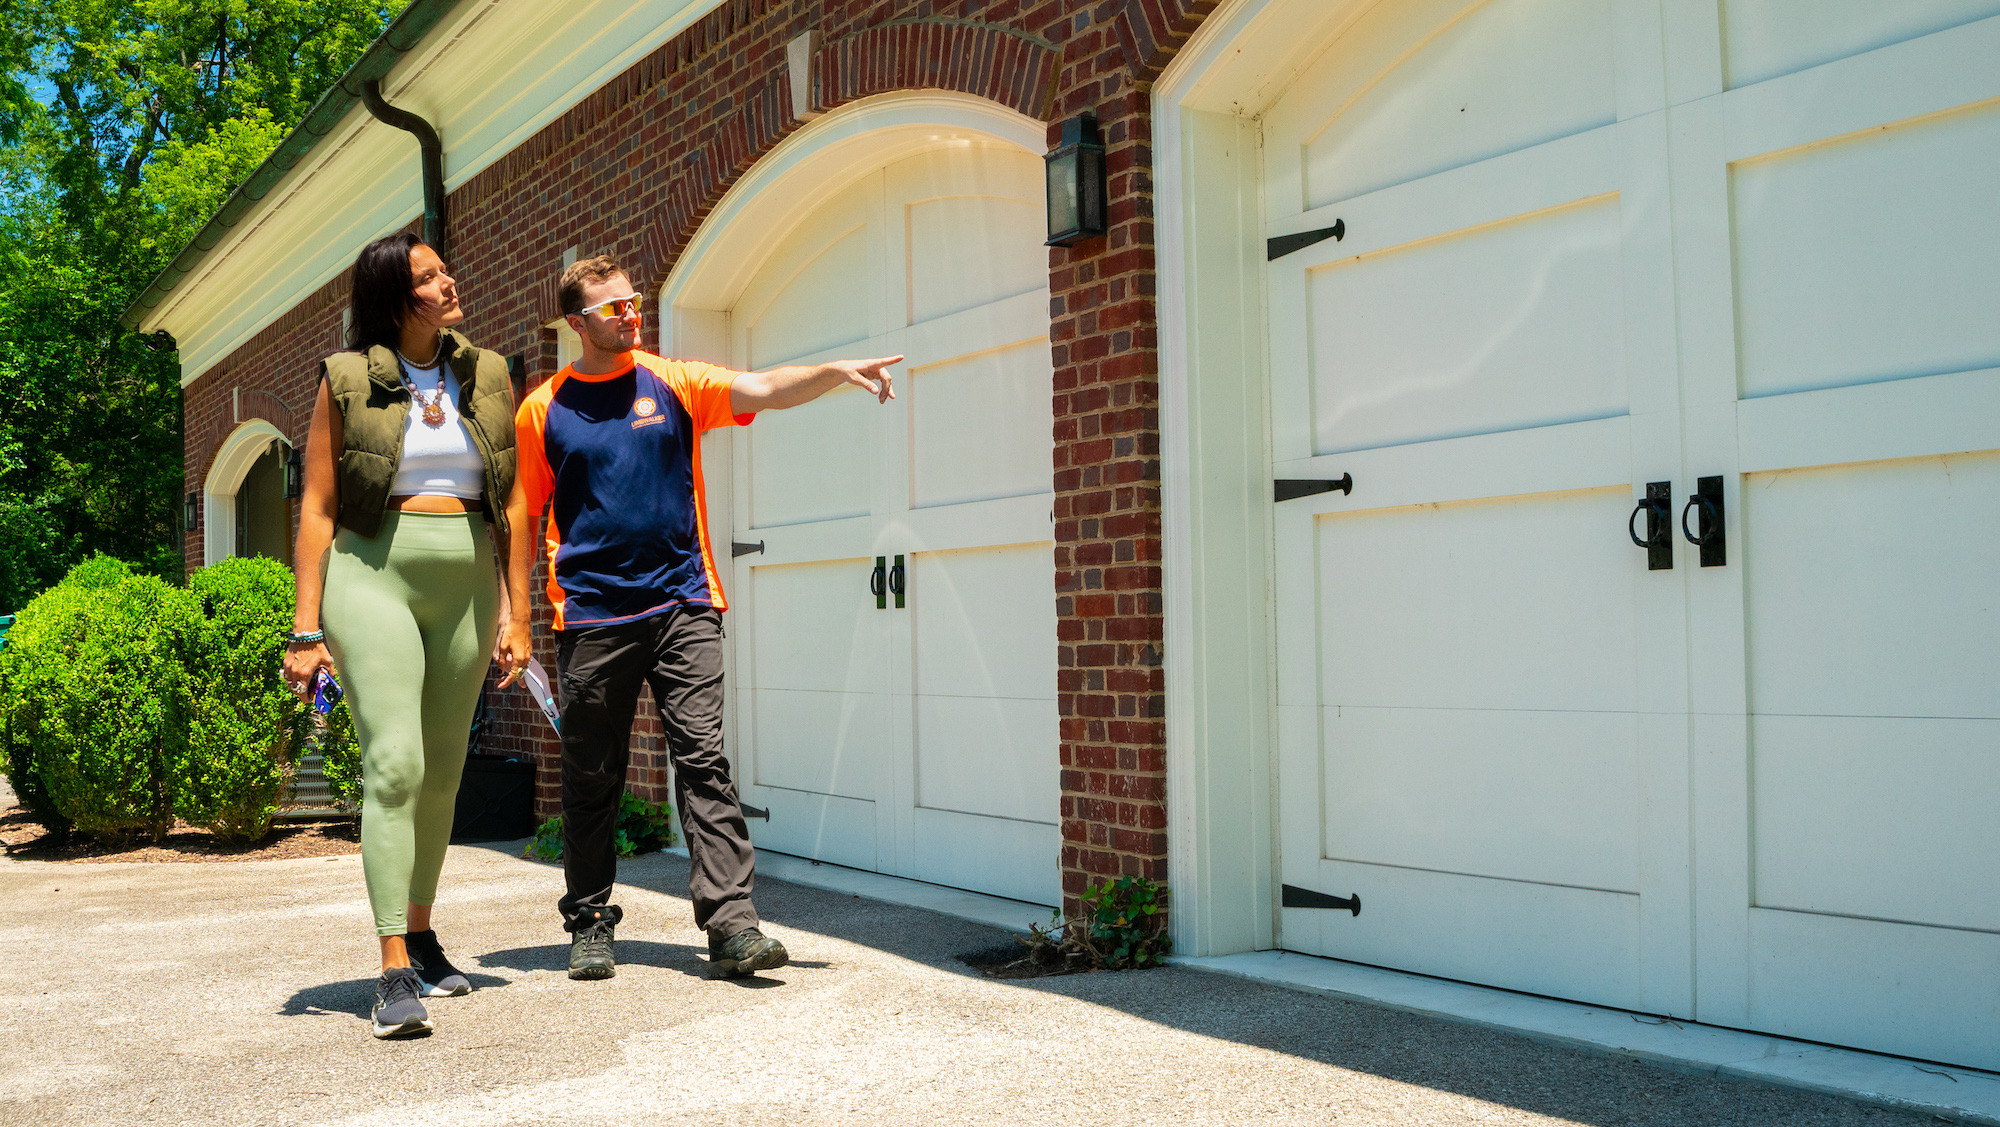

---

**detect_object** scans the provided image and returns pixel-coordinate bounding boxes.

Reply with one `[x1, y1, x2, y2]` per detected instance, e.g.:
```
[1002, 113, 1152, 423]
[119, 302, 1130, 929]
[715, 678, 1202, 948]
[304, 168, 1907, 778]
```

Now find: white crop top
[388, 361, 484, 499]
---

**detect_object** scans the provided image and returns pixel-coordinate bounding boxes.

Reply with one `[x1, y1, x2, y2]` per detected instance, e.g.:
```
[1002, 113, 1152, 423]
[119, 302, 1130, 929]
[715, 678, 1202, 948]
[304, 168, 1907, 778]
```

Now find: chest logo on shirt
[631, 395, 666, 429]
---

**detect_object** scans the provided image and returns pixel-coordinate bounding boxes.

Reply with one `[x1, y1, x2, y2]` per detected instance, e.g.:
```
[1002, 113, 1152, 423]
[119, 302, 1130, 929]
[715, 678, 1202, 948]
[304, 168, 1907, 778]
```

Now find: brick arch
[652, 20, 1059, 269]
[1111, 0, 1222, 84]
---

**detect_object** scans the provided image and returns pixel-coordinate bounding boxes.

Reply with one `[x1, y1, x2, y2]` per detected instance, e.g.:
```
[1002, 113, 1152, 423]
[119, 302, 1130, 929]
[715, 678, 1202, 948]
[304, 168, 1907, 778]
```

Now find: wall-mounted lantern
[184, 491, 200, 532]
[282, 444, 303, 499]
[1044, 112, 1106, 247]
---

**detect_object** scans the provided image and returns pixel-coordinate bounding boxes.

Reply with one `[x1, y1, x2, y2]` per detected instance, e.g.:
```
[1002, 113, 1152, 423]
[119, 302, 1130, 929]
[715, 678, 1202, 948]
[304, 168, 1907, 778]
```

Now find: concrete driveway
[0, 843, 1932, 1126]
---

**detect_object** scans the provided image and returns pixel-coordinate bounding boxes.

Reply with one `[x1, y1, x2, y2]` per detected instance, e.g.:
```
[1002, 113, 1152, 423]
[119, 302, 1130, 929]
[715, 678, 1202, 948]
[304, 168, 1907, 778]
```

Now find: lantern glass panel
[1045, 147, 1080, 244]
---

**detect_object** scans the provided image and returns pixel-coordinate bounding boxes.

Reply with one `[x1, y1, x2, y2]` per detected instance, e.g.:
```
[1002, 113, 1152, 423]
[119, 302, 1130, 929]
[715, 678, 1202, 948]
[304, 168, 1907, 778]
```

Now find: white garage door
[722, 143, 1060, 907]
[1264, 0, 2000, 1068]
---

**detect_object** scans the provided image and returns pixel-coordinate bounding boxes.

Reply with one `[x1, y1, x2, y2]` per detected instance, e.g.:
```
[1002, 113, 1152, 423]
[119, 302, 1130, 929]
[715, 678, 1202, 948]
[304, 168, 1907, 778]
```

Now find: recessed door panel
[1289, 0, 1617, 210]
[1316, 488, 1639, 712]
[909, 341, 1051, 509]
[746, 559, 885, 802]
[1719, 0, 2000, 88]
[1731, 101, 2000, 398]
[746, 385, 875, 528]
[1306, 196, 1628, 454]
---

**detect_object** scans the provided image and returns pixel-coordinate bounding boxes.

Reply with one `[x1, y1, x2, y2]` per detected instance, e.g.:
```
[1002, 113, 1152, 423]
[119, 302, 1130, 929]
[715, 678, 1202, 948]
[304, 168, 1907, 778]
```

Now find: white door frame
[1154, 0, 1423, 957]
[203, 419, 290, 566]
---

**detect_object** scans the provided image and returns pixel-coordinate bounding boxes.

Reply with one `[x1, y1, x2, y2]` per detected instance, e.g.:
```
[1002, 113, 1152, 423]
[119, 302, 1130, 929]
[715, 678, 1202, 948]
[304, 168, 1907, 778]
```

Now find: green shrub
[1013, 876, 1171, 972]
[181, 557, 311, 842]
[525, 791, 676, 861]
[0, 578, 108, 838]
[25, 575, 200, 844]
[58, 554, 135, 592]
[318, 697, 361, 810]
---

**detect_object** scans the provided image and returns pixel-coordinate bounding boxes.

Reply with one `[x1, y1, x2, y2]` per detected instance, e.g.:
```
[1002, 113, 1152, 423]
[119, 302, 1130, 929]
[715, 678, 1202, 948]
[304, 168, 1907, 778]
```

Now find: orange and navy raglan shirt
[515, 349, 753, 631]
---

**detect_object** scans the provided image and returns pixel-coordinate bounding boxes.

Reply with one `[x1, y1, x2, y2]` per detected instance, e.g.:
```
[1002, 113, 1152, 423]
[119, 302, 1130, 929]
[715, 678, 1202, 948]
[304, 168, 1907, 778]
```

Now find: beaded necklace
[399, 354, 447, 429]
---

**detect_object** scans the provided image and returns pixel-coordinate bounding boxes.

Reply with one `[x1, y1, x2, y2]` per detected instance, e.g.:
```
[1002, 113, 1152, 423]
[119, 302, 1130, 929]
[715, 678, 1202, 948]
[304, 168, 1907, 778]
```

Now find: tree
[0, 0, 400, 610]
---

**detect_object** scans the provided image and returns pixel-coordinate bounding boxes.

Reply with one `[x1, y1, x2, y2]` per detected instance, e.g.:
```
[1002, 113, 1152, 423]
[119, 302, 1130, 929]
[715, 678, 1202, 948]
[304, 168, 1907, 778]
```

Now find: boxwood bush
[0, 555, 136, 838]
[19, 574, 200, 844]
[0, 553, 365, 845]
[183, 557, 312, 841]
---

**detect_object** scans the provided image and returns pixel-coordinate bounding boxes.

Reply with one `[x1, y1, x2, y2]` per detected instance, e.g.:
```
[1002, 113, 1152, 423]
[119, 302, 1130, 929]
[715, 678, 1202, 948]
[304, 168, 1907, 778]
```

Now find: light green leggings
[322, 510, 497, 936]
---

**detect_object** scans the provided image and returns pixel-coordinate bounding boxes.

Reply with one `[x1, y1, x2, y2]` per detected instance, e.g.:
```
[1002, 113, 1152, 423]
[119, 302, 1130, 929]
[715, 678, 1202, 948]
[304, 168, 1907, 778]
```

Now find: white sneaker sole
[419, 976, 470, 998]
[371, 1013, 435, 1038]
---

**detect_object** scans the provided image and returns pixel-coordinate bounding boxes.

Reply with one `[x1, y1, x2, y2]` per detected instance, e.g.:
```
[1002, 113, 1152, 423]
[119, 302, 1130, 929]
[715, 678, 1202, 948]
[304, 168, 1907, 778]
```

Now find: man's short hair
[559, 255, 627, 315]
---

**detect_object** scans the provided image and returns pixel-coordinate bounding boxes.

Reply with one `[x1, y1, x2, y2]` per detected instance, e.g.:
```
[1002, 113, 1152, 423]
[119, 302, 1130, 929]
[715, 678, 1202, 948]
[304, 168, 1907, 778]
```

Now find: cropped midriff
[390, 493, 481, 513]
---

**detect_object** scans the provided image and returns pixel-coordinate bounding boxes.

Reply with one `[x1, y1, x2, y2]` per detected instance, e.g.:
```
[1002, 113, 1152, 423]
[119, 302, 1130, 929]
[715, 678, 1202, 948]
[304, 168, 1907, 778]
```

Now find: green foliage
[1014, 876, 1171, 973]
[14, 574, 200, 844]
[0, 0, 399, 610]
[317, 694, 360, 810]
[0, 555, 341, 846]
[525, 792, 677, 862]
[181, 555, 308, 841]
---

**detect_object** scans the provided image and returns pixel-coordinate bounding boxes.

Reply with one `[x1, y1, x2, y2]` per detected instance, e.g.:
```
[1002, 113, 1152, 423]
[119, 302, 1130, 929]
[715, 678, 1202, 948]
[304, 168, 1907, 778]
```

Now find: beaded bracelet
[284, 630, 326, 645]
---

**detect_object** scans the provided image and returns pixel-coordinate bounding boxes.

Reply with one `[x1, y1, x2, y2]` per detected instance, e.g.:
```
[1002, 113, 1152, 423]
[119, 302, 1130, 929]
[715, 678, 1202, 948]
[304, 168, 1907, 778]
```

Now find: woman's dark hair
[347, 231, 427, 351]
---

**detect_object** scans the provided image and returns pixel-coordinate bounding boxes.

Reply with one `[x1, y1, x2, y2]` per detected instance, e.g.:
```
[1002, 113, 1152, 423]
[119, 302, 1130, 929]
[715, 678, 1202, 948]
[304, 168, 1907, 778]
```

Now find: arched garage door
[1256, 0, 2000, 1069]
[699, 137, 1058, 907]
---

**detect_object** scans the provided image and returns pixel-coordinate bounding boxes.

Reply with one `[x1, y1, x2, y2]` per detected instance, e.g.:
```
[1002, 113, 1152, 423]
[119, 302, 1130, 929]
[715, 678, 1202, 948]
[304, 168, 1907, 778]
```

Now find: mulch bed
[0, 800, 360, 863]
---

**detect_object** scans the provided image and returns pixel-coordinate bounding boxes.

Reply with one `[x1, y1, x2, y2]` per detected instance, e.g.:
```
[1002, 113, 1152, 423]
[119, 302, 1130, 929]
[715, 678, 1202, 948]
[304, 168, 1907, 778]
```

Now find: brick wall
[182, 0, 1218, 917]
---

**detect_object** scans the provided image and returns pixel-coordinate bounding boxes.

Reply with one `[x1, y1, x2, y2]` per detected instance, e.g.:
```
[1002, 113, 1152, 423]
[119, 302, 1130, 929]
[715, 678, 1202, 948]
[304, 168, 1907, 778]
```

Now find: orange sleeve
[514, 378, 556, 518]
[659, 356, 753, 432]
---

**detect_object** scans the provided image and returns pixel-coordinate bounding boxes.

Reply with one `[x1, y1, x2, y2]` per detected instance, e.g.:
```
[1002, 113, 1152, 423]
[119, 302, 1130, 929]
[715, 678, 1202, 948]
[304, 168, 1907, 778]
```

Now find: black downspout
[360, 79, 449, 265]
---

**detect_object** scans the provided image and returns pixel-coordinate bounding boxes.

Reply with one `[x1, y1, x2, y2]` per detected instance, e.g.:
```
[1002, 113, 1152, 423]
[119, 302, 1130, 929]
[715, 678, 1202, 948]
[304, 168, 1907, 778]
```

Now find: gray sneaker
[404, 929, 471, 998]
[568, 918, 616, 980]
[371, 967, 433, 1038]
[708, 927, 788, 977]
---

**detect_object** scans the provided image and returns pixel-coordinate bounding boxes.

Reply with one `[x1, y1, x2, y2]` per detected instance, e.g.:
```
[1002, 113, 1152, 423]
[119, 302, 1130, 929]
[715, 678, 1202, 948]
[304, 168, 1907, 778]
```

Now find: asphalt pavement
[0, 835, 1938, 1127]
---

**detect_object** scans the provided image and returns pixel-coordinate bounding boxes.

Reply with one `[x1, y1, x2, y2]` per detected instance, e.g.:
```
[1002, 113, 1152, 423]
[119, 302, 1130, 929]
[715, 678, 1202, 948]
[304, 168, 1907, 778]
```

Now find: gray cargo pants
[553, 606, 759, 940]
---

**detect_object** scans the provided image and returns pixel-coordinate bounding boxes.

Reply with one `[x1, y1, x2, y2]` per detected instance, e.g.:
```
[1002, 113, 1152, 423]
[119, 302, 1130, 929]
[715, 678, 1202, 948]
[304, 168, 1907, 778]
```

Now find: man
[504, 254, 899, 979]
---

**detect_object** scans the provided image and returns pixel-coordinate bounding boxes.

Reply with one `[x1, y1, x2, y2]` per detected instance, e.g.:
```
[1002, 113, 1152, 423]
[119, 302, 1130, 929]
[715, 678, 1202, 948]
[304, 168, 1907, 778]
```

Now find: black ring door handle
[1681, 494, 1719, 545]
[1628, 499, 1666, 548]
[870, 556, 886, 609]
[888, 554, 905, 609]
[1630, 482, 1672, 570]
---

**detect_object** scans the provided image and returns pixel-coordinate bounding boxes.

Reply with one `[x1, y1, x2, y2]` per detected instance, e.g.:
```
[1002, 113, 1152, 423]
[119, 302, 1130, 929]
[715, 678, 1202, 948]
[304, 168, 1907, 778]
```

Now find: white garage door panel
[1286, 0, 1617, 210]
[1295, 860, 1642, 1007]
[746, 225, 871, 370]
[911, 545, 1056, 700]
[748, 689, 886, 801]
[1719, 0, 2000, 88]
[1743, 454, 2000, 718]
[750, 559, 883, 693]
[911, 807, 1058, 906]
[743, 784, 878, 873]
[1745, 909, 2000, 1070]
[747, 386, 875, 527]
[1323, 707, 1638, 892]
[1731, 99, 2000, 398]
[1316, 489, 1638, 713]
[1751, 716, 2000, 932]
[910, 342, 1052, 508]
[907, 195, 1044, 324]
[1303, 195, 1627, 454]
[915, 696, 1059, 821]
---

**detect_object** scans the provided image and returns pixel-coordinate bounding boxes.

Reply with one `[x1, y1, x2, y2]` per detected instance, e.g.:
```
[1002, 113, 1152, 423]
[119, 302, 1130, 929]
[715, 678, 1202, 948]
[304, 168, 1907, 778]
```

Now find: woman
[284, 232, 531, 1039]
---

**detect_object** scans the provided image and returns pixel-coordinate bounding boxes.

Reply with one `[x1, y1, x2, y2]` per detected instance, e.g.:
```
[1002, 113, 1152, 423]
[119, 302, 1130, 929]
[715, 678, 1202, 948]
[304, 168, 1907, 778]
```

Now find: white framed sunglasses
[575, 293, 642, 318]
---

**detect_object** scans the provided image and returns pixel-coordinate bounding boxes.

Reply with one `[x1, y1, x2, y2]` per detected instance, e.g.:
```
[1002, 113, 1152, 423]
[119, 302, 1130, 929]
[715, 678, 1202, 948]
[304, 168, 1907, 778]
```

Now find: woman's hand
[495, 619, 532, 689]
[283, 640, 335, 700]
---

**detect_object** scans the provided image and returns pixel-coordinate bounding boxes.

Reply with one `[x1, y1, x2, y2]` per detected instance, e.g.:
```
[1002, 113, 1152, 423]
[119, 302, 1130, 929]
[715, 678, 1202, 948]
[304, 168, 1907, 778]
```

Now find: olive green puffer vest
[321, 328, 517, 541]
